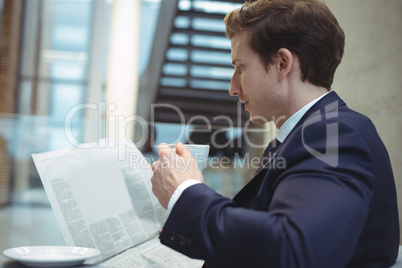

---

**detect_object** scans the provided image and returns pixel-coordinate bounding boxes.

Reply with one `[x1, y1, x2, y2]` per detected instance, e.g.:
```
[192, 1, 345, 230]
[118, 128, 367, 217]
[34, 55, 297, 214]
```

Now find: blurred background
[0, 0, 401, 250]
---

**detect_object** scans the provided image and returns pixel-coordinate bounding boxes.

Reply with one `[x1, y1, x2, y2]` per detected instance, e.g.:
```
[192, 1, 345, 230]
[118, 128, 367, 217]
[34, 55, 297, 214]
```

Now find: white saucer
[3, 246, 100, 267]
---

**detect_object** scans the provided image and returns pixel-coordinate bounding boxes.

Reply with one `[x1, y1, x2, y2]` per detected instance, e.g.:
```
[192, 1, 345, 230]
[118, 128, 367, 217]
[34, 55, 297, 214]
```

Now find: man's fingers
[151, 161, 159, 171]
[175, 142, 193, 159]
[157, 143, 173, 158]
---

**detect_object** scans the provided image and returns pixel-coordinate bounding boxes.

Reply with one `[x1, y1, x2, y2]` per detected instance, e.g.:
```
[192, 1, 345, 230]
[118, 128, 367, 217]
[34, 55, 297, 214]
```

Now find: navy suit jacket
[160, 92, 399, 268]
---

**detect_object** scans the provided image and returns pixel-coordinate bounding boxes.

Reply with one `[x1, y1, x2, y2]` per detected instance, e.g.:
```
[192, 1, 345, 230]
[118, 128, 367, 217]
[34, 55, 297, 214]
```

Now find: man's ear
[276, 48, 293, 81]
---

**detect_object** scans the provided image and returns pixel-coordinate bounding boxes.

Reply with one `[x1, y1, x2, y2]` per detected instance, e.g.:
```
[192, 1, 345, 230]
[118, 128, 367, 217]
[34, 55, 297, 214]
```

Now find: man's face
[229, 31, 284, 124]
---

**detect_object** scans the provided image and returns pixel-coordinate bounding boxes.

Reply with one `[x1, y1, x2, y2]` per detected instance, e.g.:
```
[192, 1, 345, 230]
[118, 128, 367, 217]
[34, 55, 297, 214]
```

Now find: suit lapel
[232, 167, 267, 207]
[232, 91, 346, 208]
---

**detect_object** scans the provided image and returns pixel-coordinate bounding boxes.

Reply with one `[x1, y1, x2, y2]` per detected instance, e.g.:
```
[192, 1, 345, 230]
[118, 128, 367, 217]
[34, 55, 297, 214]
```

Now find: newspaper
[32, 139, 203, 267]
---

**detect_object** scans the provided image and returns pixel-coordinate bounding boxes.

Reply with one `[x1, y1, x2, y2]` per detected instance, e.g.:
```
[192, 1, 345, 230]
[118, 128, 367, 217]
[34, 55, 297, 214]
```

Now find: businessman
[150, 0, 399, 267]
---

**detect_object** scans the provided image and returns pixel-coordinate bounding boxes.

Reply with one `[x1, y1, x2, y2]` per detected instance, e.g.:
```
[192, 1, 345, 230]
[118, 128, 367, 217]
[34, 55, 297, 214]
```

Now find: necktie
[255, 138, 281, 174]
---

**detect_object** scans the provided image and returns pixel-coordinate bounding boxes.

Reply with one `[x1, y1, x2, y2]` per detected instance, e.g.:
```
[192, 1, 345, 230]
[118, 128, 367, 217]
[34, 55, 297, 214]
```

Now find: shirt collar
[276, 92, 330, 143]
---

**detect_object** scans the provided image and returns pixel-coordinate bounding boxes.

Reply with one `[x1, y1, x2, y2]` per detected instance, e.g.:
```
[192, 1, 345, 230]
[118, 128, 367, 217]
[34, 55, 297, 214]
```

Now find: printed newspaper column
[50, 178, 96, 249]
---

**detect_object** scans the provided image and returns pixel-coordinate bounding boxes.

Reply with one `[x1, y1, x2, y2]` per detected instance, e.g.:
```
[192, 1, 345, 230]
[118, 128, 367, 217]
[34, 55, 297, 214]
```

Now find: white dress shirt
[167, 92, 329, 214]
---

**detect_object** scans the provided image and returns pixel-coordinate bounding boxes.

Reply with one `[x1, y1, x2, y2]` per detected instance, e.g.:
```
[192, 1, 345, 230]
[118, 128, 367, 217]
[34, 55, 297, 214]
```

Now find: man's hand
[151, 142, 204, 209]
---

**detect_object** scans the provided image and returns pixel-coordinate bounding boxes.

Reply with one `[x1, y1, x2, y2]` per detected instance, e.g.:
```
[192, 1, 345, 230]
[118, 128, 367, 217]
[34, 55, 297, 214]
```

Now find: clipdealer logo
[63, 101, 278, 162]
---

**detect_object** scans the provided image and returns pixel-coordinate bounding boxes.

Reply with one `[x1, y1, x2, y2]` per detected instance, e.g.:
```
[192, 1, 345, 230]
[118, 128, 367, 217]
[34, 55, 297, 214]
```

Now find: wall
[325, 0, 402, 242]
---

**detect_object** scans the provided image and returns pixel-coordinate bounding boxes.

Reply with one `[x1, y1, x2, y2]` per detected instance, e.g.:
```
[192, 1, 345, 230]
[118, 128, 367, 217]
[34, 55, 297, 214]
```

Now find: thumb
[175, 142, 193, 159]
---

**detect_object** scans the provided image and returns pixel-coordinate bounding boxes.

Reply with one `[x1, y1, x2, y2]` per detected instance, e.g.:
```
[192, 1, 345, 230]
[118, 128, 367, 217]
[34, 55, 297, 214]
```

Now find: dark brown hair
[224, 0, 345, 89]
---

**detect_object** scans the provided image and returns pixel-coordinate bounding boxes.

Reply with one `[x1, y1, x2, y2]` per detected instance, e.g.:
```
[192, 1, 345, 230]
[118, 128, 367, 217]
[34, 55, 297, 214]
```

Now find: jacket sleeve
[159, 124, 375, 268]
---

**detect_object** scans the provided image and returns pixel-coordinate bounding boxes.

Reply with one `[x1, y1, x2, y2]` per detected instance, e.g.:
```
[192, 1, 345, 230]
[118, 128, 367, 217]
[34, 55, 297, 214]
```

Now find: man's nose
[229, 73, 240, 96]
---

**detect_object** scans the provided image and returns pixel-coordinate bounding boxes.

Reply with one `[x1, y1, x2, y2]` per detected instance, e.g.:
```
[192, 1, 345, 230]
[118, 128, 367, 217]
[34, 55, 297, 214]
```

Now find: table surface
[0, 255, 104, 268]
